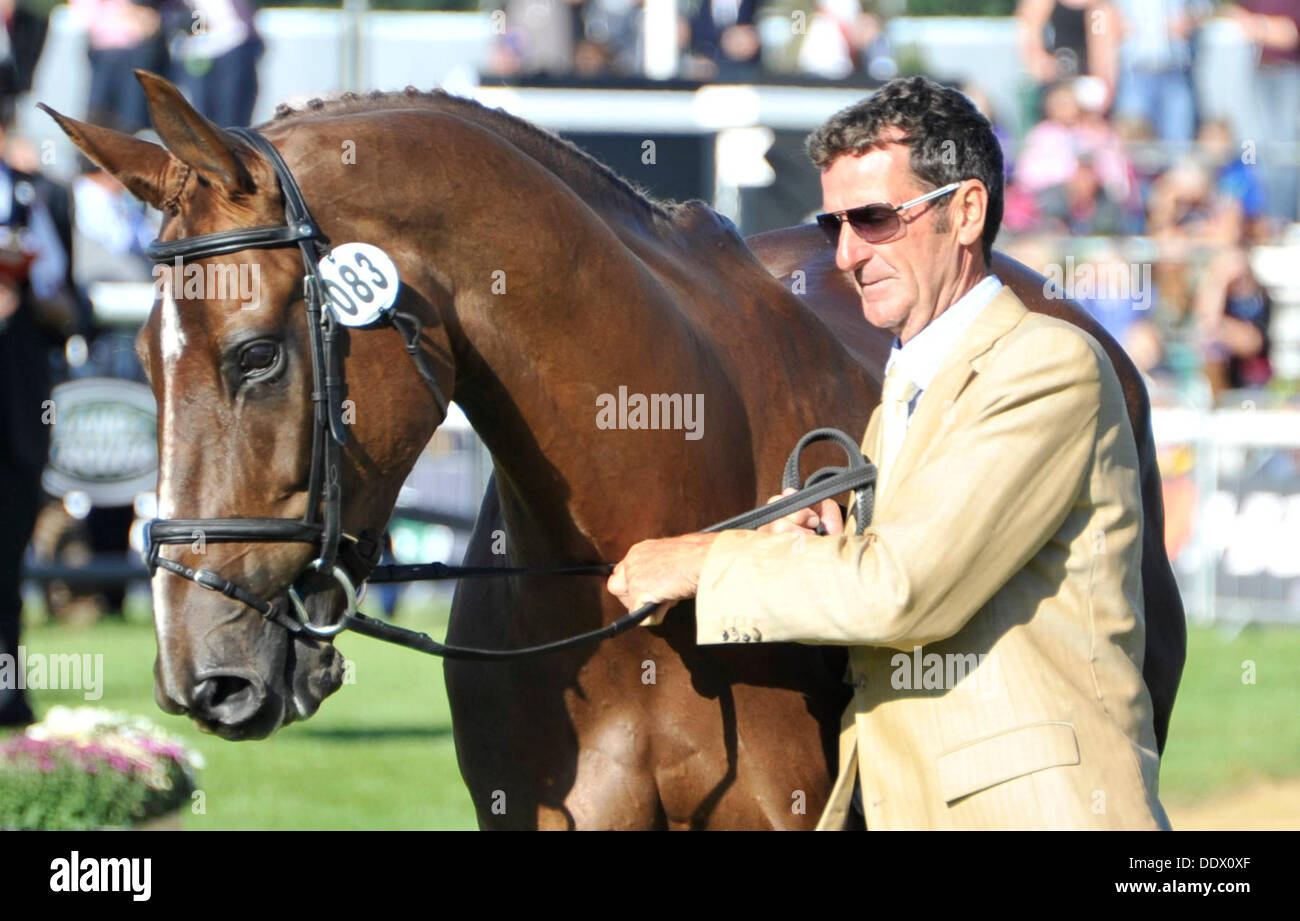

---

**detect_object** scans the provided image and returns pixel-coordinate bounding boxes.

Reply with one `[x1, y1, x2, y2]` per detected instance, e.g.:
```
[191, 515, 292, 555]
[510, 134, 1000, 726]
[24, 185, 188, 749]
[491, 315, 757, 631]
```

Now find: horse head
[43, 72, 451, 739]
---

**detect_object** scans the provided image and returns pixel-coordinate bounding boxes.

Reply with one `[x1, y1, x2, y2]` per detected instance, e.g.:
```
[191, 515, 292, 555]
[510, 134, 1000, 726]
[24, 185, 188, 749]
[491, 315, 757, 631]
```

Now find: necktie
[875, 363, 920, 502]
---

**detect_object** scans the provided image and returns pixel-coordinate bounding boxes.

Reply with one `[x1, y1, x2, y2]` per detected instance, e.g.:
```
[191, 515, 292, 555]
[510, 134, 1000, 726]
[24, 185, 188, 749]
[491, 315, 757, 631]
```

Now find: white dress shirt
[883, 274, 1004, 426]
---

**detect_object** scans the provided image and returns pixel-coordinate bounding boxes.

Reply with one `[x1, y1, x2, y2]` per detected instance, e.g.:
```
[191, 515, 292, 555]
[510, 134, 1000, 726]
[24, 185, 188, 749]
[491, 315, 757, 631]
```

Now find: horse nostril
[191, 673, 266, 726]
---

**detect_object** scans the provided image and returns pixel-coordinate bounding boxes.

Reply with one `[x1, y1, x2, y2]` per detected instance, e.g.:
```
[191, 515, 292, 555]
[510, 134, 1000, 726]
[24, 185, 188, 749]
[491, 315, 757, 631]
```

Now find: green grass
[12, 604, 478, 830]
[8, 611, 1299, 826]
[1159, 624, 1300, 803]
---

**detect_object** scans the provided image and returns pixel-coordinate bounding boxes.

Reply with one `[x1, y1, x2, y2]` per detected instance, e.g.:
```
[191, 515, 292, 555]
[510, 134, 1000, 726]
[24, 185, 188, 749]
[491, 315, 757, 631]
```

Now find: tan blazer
[696, 287, 1169, 830]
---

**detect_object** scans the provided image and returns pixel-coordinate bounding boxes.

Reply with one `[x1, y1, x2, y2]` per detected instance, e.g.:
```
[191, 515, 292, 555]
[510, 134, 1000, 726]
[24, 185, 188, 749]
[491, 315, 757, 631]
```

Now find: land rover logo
[41, 378, 157, 508]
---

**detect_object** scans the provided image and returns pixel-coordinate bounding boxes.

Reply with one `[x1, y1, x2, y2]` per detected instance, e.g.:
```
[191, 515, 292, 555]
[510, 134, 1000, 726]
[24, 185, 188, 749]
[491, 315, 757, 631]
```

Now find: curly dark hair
[805, 76, 1003, 263]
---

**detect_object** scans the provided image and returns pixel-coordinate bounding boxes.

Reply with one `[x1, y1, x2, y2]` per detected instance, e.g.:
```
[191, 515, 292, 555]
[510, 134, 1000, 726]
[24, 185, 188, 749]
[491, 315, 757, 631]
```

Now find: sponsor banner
[41, 378, 157, 508]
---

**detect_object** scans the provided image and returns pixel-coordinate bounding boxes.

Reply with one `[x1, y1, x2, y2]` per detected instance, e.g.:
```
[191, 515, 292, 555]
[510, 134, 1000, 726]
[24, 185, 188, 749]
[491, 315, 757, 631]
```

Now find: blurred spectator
[0, 132, 68, 314]
[1147, 158, 1242, 324]
[572, 34, 612, 76]
[1112, 0, 1208, 143]
[575, 0, 643, 77]
[1037, 153, 1132, 234]
[2, 136, 73, 286]
[685, 0, 762, 81]
[1008, 79, 1137, 231]
[1123, 317, 1170, 380]
[1198, 117, 1268, 240]
[1147, 157, 1242, 243]
[795, 0, 882, 80]
[71, 159, 156, 289]
[1015, 81, 1133, 197]
[1194, 246, 1273, 395]
[1017, 0, 1120, 119]
[70, 0, 169, 134]
[1112, 112, 1164, 206]
[484, 0, 583, 77]
[0, 116, 72, 728]
[1, 0, 50, 106]
[1224, 1, 1300, 222]
[170, 0, 262, 128]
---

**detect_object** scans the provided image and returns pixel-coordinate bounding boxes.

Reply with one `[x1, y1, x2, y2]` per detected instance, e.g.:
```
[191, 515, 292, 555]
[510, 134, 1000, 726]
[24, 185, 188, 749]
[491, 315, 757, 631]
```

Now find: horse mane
[267, 87, 701, 228]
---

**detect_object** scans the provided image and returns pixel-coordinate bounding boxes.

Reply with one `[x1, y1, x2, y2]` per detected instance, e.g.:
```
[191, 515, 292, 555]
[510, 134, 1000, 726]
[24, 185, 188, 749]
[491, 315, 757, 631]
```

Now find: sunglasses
[816, 181, 963, 244]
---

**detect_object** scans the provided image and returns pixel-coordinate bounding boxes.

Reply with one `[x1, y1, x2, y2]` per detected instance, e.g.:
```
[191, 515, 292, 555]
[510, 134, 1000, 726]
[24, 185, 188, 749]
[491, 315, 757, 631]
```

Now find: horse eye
[239, 341, 279, 375]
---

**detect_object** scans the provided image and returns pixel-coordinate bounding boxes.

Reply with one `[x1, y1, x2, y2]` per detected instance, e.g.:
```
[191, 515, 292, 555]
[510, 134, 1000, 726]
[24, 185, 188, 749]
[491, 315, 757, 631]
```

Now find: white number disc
[317, 242, 401, 326]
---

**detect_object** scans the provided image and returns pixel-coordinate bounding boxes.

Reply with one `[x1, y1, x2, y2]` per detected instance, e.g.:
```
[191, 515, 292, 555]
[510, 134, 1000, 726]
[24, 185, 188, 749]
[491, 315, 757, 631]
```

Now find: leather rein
[142, 127, 878, 661]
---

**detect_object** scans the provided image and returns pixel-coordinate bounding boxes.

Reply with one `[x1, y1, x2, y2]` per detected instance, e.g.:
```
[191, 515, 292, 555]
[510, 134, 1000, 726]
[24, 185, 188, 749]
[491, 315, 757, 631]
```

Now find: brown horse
[43, 73, 1182, 829]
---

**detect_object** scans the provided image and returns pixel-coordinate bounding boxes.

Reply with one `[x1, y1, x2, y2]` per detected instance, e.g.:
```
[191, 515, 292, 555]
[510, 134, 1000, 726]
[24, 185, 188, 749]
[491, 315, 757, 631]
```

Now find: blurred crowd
[0, 0, 1294, 442]
[0, 0, 266, 372]
[0, 0, 265, 331]
[485, 0, 1299, 406]
[484, 0, 899, 81]
[995, 0, 1299, 406]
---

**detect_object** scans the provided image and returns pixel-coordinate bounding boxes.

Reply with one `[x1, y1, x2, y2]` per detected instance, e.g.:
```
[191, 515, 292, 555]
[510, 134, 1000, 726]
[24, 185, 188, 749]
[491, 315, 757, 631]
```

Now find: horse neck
[342, 126, 684, 562]
[336, 110, 865, 563]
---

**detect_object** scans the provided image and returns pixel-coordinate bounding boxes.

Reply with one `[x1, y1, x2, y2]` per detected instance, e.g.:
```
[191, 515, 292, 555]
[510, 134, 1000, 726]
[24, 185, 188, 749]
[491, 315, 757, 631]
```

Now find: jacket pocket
[937, 721, 1080, 804]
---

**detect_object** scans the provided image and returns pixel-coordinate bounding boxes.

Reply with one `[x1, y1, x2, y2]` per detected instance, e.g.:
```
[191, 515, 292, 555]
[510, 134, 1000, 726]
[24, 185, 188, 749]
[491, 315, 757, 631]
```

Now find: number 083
[324, 250, 391, 319]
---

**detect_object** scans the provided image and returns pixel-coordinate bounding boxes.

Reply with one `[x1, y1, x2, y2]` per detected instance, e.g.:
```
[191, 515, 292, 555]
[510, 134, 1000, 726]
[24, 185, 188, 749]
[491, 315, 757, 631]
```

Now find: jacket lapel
[878, 287, 1029, 503]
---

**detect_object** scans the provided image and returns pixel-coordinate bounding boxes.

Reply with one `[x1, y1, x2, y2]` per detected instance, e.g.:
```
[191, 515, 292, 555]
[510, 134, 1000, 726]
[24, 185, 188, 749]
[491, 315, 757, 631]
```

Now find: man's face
[820, 140, 958, 343]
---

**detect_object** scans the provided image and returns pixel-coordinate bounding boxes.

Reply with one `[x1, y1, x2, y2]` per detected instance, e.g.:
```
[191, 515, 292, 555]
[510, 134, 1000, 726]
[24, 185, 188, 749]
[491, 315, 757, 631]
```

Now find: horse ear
[38, 103, 175, 210]
[135, 69, 256, 196]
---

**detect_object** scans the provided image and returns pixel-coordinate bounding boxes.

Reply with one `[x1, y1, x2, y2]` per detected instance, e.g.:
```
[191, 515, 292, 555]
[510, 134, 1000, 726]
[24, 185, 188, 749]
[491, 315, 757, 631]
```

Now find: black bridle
[143, 126, 878, 661]
[143, 126, 450, 643]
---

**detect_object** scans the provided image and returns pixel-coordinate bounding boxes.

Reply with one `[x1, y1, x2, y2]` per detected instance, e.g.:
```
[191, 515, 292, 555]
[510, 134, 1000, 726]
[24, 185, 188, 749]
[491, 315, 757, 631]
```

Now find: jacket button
[854, 675, 867, 690]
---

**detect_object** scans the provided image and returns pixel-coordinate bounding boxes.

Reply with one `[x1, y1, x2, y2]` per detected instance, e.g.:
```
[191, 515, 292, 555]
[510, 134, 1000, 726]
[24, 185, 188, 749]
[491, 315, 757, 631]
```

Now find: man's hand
[607, 488, 844, 626]
[758, 487, 845, 536]
[607, 533, 719, 625]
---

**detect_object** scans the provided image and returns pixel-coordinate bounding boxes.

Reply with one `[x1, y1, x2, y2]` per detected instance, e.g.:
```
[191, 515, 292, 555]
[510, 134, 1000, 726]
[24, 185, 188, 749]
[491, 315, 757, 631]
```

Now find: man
[608, 76, 1169, 831]
[0, 113, 71, 727]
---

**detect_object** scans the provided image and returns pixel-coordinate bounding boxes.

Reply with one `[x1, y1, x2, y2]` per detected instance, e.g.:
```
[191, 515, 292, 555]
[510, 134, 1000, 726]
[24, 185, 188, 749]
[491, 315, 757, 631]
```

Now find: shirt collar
[884, 274, 1003, 392]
